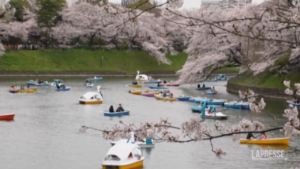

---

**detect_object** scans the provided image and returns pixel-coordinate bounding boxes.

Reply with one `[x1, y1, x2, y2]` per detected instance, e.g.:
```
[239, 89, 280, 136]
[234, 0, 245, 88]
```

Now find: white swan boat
[102, 144, 145, 169]
[135, 70, 149, 81]
[110, 132, 155, 148]
[79, 86, 103, 104]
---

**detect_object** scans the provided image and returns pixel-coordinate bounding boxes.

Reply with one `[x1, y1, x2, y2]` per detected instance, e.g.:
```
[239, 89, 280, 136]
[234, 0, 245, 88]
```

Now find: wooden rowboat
[0, 114, 15, 121]
[240, 137, 289, 145]
[17, 89, 36, 93]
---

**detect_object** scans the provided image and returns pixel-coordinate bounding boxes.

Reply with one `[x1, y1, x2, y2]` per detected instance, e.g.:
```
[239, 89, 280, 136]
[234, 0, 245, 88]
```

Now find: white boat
[202, 110, 228, 120]
[110, 132, 155, 148]
[79, 86, 103, 104]
[135, 70, 149, 81]
[102, 144, 145, 169]
[85, 83, 94, 88]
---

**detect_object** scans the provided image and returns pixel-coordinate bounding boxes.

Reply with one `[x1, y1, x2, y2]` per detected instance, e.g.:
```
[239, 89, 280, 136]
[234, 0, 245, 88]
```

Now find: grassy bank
[0, 49, 188, 74]
[229, 70, 300, 89]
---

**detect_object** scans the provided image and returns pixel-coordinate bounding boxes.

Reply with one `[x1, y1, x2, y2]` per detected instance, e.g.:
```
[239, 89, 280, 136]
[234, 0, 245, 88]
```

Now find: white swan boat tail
[79, 86, 103, 104]
[111, 132, 155, 148]
[102, 143, 144, 169]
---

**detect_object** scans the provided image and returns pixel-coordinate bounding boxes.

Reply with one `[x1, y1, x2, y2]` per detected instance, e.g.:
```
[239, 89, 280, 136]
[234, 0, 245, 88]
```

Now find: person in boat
[10, 85, 15, 91]
[163, 92, 167, 97]
[116, 104, 124, 112]
[58, 81, 65, 89]
[211, 87, 216, 92]
[260, 132, 267, 140]
[109, 105, 114, 113]
[132, 81, 138, 85]
[197, 84, 200, 88]
[20, 85, 24, 90]
[27, 85, 30, 90]
[246, 132, 256, 140]
[199, 102, 203, 107]
[163, 80, 167, 83]
[170, 93, 173, 98]
[157, 82, 161, 87]
[202, 84, 205, 88]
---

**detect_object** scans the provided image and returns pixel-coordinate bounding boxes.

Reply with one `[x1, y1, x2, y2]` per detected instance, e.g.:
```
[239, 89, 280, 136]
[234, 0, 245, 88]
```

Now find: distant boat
[0, 114, 15, 121]
[9, 90, 18, 93]
[130, 84, 142, 88]
[149, 86, 168, 90]
[87, 77, 103, 81]
[206, 89, 217, 95]
[240, 137, 289, 145]
[129, 90, 142, 95]
[55, 87, 71, 91]
[26, 81, 50, 86]
[224, 101, 250, 110]
[85, 83, 94, 88]
[286, 100, 300, 107]
[104, 110, 130, 117]
[176, 96, 191, 101]
[195, 87, 211, 90]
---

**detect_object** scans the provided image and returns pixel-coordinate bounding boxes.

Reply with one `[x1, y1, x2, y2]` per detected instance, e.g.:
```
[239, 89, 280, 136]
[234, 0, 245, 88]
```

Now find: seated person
[58, 81, 65, 88]
[261, 132, 267, 140]
[132, 81, 138, 85]
[208, 110, 213, 114]
[10, 85, 15, 91]
[170, 93, 173, 98]
[163, 80, 167, 83]
[109, 105, 114, 113]
[163, 92, 167, 97]
[20, 85, 24, 90]
[197, 84, 200, 88]
[27, 85, 30, 90]
[202, 84, 205, 88]
[157, 83, 161, 87]
[211, 87, 216, 92]
[116, 104, 124, 112]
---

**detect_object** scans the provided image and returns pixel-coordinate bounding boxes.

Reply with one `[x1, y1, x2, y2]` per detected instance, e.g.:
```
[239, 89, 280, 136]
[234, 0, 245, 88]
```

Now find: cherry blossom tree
[80, 84, 299, 157]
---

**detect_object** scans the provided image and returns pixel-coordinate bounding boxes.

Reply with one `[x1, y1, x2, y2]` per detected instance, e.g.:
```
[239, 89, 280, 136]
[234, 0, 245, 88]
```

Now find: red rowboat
[0, 114, 15, 121]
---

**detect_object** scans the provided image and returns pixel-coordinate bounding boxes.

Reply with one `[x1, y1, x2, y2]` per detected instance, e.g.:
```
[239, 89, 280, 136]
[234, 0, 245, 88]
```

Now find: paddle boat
[206, 89, 217, 95]
[154, 93, 170, 98]
[200, 102, 228, 120]
[111, 131, 155, 148]
[102, 143, 144, 169]
[217, 74, 227, 81]
[135, 70, 150, 82]
[156, 95, 177, 102]
[191, 105, 207, 112]
[0, 114, 15, 121]
[85, 83, 94, 88]
[144, 80, 161, 84]
[189, 98, 226, 106]
[54, 79, 71, 91]
[286, 100, 300, 107]
[17, 89, 36, 93]
[87, 76, 103, 81]
[129, 90, 142, 95]
[26, 80, 50, 86]
[195, 87, 211, 90]
[141, 92, 155, 97]
[130, 84, 142, 88]
[149, 86, 168, 90]
[104, 110, 130, 117]
[176, 95, 192, 101]
[79, 86, 103, 104]
[9, 89, 18, 93]
[224, 101, 250, 110]
[160, 83, 180, 87]
[240, 137, 289, 145]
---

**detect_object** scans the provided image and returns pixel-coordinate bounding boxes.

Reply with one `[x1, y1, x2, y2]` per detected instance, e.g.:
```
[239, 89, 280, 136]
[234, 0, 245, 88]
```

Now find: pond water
[0, 76, 299, 169]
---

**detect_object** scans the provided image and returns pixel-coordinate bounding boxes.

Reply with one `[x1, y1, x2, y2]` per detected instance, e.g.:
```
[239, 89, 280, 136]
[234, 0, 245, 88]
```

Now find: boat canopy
[217, 74, 227, 80]
[105, 144, 141, 161]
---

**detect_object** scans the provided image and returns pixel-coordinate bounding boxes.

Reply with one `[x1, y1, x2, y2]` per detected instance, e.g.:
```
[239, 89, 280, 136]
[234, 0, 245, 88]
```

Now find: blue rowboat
[224, 101, 250, 110]
[286, 100, 300, 107]
[217, 74, 227, 81]
[191, 105, 206, 112]
[190, 98, 225, 106]
[87, 77, 103, 81]
[149, 86, 168, 90]
[176, 96, 191, 101]
[86, 83, 94, 88]
[55, 87, 71, 91]
[144, 80, 161, 84]
[9, 90, 18, 93]
[195, 87, 211, 90]
[206, 89, 217, 95]
[104, 110, 130, 117]
[26, 81, 50, 86]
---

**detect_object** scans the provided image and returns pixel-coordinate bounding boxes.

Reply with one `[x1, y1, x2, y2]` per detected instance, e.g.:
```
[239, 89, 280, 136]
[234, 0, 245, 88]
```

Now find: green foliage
[9, 0, 31, 21]
[128, 0, 153, 11]
[36, 0, 66, 27]
[230, 70, 300, 89]
[0, 49, 188, 74]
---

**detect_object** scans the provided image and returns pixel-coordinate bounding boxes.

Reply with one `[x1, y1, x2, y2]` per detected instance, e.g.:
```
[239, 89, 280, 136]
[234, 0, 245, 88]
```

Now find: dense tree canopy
[36, 0, 66, 27]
